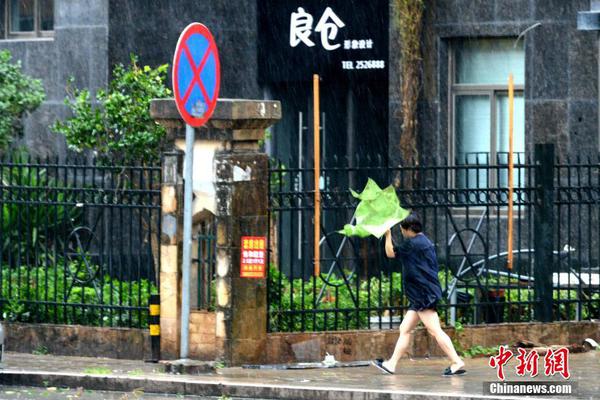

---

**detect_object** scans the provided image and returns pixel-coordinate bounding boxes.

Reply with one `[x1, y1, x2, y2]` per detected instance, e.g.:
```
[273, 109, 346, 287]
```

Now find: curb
[0, 370, 512, 400]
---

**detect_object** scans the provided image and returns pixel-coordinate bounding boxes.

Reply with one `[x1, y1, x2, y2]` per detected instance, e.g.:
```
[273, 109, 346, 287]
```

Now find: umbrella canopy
[338, 178, 410, 239]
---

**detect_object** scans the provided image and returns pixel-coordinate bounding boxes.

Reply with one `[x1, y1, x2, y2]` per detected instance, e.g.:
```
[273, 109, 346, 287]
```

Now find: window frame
[5, 0, 54, 39]
[448, 39, 525, 190]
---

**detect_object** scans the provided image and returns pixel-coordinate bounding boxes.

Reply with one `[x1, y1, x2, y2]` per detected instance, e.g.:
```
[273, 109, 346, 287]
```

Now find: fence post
[534, 143, 555, 322]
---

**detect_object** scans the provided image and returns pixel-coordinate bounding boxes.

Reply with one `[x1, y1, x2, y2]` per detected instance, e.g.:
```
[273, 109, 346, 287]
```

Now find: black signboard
[258, 0, 389, 83]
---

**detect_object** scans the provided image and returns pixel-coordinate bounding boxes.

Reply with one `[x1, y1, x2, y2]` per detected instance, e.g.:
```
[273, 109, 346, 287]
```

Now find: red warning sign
[240, 236, 266, 278]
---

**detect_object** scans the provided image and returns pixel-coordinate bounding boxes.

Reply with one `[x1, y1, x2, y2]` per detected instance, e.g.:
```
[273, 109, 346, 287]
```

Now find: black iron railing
[267, 147, 600, 332]
[553, 155, 600, 321]
[0, 155, 161, 328]
[195, 221, 216, 310]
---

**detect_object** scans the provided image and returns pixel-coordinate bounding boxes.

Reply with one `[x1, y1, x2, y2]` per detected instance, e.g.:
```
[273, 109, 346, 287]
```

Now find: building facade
[0, 0, 597, 163]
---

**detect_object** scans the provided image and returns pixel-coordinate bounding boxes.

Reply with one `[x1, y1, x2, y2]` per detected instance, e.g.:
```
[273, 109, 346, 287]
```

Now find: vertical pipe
[180, 123, 194, 359]
[346, 87, 355, 190]
[321, 113, 327, 231]
[322, 112, 327, 164]
[298, 112, 303, 261]
[313, 74, 321, 277]
[507, 74, 515, 270]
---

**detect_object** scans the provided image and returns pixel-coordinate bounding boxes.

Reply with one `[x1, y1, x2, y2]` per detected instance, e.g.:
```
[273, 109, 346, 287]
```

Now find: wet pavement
[0, 386, 201, 399]
[0, 386, 268, 399]
[0, 351, 598, 399]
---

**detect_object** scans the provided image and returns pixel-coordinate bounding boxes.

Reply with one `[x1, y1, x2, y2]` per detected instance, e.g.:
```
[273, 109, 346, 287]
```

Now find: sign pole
[172, 22, 220, 361]
[507, 74, 514, 270]
[180, 123, 194, 359]
[313, 74, 321, 277]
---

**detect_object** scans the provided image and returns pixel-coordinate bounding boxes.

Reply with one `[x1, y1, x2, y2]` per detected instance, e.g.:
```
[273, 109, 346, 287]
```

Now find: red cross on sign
[172, 23, 221, 127]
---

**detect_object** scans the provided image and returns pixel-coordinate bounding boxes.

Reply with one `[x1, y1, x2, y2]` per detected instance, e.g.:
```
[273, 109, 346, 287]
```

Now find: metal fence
[0, 154, 161, 328]
[267, 144, 600, 332]
[195, 220, 216, 310]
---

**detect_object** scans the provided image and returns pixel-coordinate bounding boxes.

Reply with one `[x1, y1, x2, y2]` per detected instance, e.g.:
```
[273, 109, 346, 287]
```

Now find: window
[6, 0, 53, 38]
[450, 38, 525, 190]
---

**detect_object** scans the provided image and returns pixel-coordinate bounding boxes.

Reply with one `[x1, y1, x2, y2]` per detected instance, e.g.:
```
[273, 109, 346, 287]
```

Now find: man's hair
[400, 213, 422, 233]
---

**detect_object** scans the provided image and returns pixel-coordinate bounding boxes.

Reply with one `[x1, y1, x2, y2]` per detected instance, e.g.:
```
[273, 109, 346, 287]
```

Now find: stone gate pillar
[151, 98, 281, 364]
[159, 150, 184, 359]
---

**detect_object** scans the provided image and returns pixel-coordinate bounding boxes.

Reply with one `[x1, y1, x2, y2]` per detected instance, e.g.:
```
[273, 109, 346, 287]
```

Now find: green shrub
[268, 265, 404, 332]
[1, 261, 157, 328]
[53, 55, 171, 163]
[460, 343, 498, 358]
[0, 50, 45, 152]
[268, 262, 600, 332]
[32, 344, 49, 355]
[1, 150, 81, 261]
[553, 289, 590, 320]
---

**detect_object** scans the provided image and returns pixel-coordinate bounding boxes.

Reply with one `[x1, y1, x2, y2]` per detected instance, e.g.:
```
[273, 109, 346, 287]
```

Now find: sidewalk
[0, 351, 597, 399]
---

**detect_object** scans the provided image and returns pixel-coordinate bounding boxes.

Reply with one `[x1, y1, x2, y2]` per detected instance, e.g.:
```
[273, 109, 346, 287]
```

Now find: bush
[52, 55, 171, 163]
[268, 265, 404, 332]
[1, 261, 157, 328]
[268, 266, 600, 332]
[1, 149, 81, 262]
[0, 50, 45, 151]
[0, 149, 158, 329]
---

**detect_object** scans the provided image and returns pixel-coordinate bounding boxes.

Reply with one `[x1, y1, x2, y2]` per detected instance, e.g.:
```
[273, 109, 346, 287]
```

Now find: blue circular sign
[172, 23, 221, 127]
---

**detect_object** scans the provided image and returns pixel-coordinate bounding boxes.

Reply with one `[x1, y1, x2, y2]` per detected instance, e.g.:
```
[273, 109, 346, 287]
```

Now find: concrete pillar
[151, 99, 281, 364]
[159, 151, 184, 359]
[214, 140, 270, 366]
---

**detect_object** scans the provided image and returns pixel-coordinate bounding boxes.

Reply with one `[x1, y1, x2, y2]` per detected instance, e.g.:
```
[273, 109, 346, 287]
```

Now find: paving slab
[0, 352, 598, 399]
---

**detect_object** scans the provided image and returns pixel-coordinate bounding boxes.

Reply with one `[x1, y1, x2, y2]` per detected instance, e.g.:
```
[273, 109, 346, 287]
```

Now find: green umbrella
[338, 178, 410, 239]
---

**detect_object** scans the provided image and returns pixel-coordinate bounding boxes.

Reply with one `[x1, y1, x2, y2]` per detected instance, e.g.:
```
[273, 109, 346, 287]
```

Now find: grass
[126, 369, 145, 376]
[214, 361, 226, 369]
[461, 345, 499, 358]
[83, 367, 113, 375]
[32, 345, 49, 355]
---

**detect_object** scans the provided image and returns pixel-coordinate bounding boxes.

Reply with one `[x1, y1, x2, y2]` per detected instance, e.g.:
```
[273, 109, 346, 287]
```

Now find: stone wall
[395, 0, 598, 165]
[108, 0, 260, 100]
[264, 321, 600, 364]
[189, 310, 219, 360]
[3, 0, 593, 161]
[4, 322, 150, 360]
[0, 0, 110, 158]
[4, 319, 598, 363]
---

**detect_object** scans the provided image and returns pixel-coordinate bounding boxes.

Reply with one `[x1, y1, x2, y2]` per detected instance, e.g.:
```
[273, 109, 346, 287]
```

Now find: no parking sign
[172, 23, 221, 126]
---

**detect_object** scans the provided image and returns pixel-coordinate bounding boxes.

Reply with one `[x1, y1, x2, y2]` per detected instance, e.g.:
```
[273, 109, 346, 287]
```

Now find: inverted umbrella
[339, 178, 410, 239]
